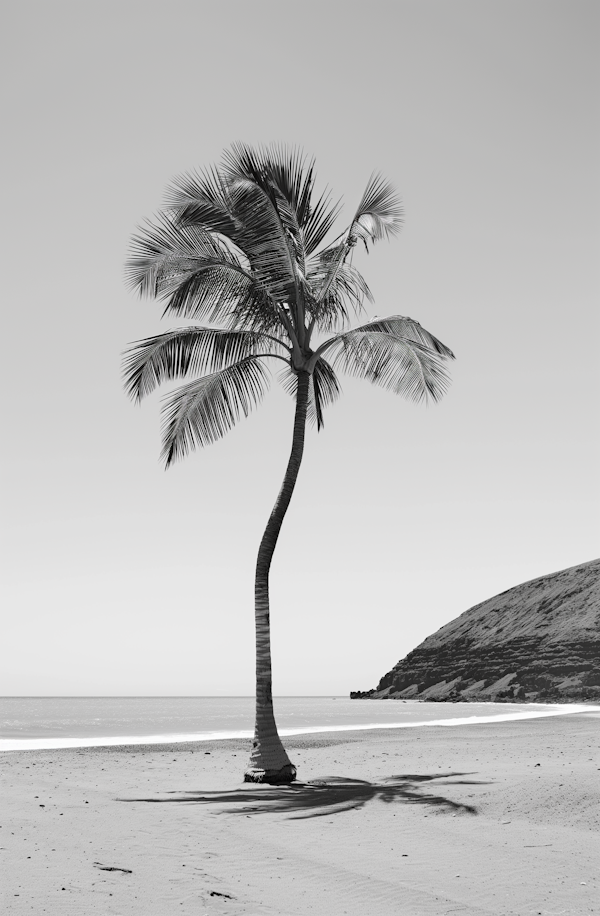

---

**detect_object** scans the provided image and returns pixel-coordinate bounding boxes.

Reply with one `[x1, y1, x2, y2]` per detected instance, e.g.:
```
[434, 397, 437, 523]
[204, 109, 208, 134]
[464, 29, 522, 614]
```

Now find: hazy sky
[3, 0, 598, 696]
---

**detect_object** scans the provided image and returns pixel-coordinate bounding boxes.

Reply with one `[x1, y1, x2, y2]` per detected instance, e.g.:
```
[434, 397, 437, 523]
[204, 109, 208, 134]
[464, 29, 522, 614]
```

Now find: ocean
[1, 696, 595, 752]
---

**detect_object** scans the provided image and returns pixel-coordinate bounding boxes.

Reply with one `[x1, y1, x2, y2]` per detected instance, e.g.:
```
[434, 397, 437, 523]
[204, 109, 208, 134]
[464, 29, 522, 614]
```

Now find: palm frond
[313, 176, 403, 307]
[125, 213, 281, 328]
[310, 357, 342, 429]
[123, 327, 287, 402]
[161, 357, 271, 465]
[165, 166, 239, 239]
[302, 189, 341, 255]
[224, 178, 299, 305]
[233, 143, 340, 256]
[264, 146, 341, 256]
[126, 213, 240, 295]
[317, 318, 454, 403]
[164, 264, 275, 329]
[306, 253, 373, 331]
[349, 174, 404, 249]
[222, 145, 301, 263]
[350, 316, 455, 359]
[226, 144, 307, 251]
[219, 145, 304, 297]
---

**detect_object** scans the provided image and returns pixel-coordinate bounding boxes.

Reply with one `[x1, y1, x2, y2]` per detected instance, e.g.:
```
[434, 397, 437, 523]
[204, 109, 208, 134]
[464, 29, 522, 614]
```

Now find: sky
[2, 0, 598, 696]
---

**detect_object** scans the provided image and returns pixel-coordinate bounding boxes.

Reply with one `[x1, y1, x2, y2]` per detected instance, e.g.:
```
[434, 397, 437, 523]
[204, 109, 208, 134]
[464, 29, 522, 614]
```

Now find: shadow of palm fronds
[122, 772, 484, 819]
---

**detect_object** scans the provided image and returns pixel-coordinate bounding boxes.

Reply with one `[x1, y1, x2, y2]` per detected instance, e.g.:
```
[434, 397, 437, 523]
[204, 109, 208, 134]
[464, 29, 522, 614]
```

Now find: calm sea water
[1, 696, 595, 752]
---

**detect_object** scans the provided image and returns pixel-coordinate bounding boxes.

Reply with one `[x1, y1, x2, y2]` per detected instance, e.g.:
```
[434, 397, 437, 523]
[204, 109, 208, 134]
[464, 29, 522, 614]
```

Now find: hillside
[351, 558, 600, 702]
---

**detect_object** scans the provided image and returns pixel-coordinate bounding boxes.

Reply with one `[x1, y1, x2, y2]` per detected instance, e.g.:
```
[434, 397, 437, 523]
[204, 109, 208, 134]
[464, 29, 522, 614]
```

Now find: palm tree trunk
[244, 370, 310, 784]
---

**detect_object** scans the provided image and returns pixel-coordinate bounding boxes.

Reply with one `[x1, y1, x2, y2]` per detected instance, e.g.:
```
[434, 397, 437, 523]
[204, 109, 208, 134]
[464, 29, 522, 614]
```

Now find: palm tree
[122, 144, 454, 785]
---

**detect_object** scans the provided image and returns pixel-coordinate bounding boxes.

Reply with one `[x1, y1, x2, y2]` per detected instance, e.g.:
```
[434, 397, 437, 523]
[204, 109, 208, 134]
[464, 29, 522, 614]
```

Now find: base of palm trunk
[243, 762, 297, 785]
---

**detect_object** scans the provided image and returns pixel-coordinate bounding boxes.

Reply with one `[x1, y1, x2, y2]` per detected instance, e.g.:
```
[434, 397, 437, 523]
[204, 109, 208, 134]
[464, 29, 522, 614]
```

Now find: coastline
[3, 700, 597, 753]
[4, 710, 599, 914]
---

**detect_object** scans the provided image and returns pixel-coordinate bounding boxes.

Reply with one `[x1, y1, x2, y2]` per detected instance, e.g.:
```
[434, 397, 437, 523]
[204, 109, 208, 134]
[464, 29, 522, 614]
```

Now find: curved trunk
[244, 370, 310, 784]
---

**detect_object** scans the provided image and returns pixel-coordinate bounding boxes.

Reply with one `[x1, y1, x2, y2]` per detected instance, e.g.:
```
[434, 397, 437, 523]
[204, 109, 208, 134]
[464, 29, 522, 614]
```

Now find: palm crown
[123, 143, 454, 464]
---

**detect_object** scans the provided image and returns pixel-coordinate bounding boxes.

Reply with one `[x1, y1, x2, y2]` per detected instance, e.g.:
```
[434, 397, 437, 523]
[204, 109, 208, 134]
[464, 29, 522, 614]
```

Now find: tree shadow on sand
[122, 772, 486, 819]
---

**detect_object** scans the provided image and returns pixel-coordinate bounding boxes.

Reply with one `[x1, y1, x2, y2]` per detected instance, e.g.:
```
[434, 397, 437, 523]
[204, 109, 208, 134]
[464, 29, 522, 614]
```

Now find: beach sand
[2, 711, 599, 915]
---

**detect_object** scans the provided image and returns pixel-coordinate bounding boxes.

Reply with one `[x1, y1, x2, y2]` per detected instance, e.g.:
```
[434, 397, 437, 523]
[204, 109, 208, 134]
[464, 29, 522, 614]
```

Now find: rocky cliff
[351, 558, 600, 702]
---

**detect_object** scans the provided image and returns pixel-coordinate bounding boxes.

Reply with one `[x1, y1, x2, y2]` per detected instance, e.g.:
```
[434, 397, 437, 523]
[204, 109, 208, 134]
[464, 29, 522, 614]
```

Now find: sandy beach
[3, 711, 599, 915]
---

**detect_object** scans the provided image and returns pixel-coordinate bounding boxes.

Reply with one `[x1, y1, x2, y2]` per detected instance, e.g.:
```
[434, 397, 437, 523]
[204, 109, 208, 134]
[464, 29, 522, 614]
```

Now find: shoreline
[2, 702, 598, 753]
